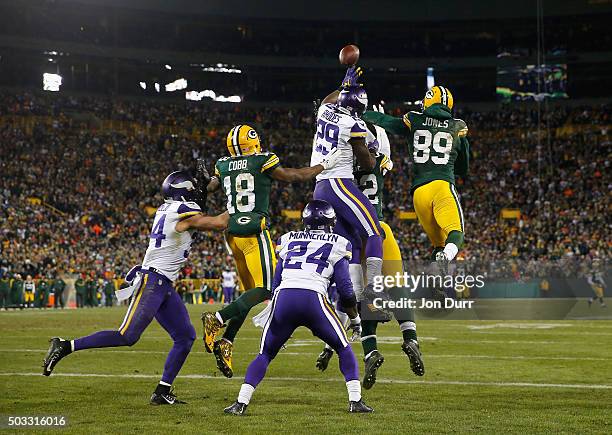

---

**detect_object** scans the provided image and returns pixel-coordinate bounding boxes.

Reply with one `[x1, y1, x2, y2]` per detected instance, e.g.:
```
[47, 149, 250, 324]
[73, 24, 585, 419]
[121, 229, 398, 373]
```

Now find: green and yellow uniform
[103, 280, 115, 307]
[86, 279, 97, 307]
[355, 153, 403, 274]
[363, 101, 469, 249]
[214, 152, 279, 291]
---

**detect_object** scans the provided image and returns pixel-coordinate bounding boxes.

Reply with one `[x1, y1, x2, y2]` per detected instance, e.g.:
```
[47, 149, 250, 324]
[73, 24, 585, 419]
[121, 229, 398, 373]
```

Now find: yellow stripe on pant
[119, 275, 148, 335]
[226, 230, 276, 291]
[412, 180, 464, 247]
[322, 296, 348, 340]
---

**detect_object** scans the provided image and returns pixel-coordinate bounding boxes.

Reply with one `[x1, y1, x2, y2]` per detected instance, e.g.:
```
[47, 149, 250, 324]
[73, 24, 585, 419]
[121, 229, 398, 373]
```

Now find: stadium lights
[165, 64, 172, 70]
[165, 78, 187, 92]
[139, 82, 146, 90]
[42, 73, 62, 92]
[154, 83, 160, 92]
[185, 90, 241, 103]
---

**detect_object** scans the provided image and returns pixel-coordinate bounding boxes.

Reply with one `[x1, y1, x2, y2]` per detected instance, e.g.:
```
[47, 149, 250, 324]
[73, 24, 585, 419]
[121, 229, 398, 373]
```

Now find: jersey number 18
[223, 174, 255, 213]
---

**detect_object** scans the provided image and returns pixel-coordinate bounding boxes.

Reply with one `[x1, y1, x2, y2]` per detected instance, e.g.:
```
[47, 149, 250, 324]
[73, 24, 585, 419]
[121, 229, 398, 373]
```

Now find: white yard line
[0, 371, 610, 390]
[3, 348, 609, 362]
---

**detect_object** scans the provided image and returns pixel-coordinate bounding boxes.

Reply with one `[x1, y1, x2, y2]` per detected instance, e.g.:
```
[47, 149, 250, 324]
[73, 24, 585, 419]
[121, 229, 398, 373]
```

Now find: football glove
[341, 66, 363, 88]
[347, 315, 362, 342]
[195, 158, 211, 210]
[319, 147, 340, 170]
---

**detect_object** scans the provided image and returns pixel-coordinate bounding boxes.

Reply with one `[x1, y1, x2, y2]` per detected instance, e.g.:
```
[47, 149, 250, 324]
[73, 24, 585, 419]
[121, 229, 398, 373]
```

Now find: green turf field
[1, 305, 611, 434]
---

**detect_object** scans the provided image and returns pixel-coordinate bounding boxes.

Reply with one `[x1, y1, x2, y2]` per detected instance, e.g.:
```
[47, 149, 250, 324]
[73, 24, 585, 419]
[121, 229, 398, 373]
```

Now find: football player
[316, 105, 424, 389]
[201, 125, 339, 378]
[42, 171, 228, 405]
[311, 67, 384, 315]
[224, 200, 372, 415]
[362, 85, 469, 274]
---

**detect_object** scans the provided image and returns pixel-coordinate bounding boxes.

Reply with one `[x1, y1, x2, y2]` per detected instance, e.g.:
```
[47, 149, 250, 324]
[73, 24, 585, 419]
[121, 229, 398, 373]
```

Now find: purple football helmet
[302, 200, 336, 232]
[337, 86, 368, 116]
[162, 170, 198, 202]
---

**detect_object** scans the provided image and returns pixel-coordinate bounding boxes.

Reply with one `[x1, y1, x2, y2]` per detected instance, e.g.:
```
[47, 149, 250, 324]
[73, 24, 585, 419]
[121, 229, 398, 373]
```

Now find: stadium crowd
[0, 92, 610, 305]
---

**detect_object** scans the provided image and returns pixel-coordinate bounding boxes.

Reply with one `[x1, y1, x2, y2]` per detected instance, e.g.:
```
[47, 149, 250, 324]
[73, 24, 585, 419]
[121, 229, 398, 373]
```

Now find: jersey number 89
[223, 174, 255, 213]
[413, 130, 453, 165]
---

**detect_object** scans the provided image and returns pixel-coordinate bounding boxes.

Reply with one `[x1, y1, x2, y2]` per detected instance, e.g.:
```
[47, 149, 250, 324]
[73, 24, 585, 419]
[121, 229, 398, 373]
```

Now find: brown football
[339, 44, 360, 65]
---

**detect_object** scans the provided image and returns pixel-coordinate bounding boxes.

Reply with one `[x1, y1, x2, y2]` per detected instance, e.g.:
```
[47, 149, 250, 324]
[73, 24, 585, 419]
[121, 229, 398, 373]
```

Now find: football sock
[217, 287, 270, 323]
[222, 315, 245, 342]
[346, 379, 361, 402]
[360, 319, 378, 356]
[443, 243, 459, 262]
[388, 286, 415, 323]
[349, 264, 364, 301]
[445, 230, 464, 250]
[237, 384, 255, 405]
[399, 321, 418, 342]
[365, 257, 383, 288]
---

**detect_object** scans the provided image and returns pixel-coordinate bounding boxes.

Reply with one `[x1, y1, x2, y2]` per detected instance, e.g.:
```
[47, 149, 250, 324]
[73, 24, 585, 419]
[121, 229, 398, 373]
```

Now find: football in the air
[339, 44, 360, 65]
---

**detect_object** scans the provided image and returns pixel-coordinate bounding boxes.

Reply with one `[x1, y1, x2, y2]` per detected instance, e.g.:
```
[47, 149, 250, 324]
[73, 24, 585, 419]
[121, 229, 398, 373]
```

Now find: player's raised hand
[341, 66, 363, 88]
[320, 147, 340, 170]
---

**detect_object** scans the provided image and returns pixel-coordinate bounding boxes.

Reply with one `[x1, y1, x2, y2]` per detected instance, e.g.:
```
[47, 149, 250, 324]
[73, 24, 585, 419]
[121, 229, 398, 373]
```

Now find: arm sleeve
[375, 124, 391, 158]
[271, 259, 284, 291]
[331, 257, 356, 309]
[261, 153, 281, 173]
[362, 111, 410, 136]
[455, 137, 470, 177]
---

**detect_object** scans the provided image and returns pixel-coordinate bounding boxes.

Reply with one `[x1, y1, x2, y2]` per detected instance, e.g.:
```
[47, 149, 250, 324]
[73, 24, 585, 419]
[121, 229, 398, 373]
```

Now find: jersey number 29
[413, 130, 453, 165]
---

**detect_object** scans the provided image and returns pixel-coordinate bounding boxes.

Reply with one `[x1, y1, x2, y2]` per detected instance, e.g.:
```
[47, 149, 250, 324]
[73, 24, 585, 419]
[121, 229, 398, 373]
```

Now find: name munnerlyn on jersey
[274, 230, 352, 296]
[311, 103, 368, 181]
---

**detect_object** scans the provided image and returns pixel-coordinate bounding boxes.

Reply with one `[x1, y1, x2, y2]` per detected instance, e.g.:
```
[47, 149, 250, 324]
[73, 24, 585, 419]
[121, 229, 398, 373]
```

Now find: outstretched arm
[350, 137, 375, 171]
[175, 211, 229, 232]
[455, 137, 470, 178]
[362, 111, 410, 136]
[332, 257, 358, 319]
[270, 148, 340, 182]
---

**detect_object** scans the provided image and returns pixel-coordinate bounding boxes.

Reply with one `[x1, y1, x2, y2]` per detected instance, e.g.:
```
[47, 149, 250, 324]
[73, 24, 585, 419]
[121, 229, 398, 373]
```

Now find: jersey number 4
[413, 130, 453, 164]
[284, 241, 333, 274]
[150, 214, 166, 248]
[223, 174, 255, 213]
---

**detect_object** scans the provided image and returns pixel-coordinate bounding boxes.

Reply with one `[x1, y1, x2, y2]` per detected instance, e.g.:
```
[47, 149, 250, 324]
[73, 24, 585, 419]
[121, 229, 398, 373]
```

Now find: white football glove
[347, 315, 362, 342]
[319, 147, 340, 170]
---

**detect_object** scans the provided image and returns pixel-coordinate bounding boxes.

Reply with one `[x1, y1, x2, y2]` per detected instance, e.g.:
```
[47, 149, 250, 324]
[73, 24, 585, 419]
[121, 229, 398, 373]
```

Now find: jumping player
[224, 200, 372, 415]
[202, 125, 339, 378]
[311, 67, 384, 309]
[362, 85, 469, 274]
[42, 170, 228, 405]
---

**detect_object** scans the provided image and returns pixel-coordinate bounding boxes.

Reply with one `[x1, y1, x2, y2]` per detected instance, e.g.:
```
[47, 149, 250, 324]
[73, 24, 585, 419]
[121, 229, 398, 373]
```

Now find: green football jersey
[363, 104, 469, 192]
[215, 152, 280, 235]
[403, 106, 468, 191]
[354, 153, 392, 221]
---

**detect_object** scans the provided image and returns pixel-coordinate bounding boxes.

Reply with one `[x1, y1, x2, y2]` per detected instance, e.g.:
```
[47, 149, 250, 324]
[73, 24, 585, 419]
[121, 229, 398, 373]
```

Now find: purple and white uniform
[221, 270, 237, 304]
[243, 230, 360, 389]
[72, 200, 199, 385]
[310, 103, 383, 266]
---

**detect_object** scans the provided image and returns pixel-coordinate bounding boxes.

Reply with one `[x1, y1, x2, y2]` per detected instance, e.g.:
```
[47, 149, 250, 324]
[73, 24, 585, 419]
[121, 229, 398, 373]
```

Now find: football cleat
[316, 348, 334, 372]
[402, 339, 425, 376]
[42, 337, 71, 376]
[435, 251, 449, 276]
[349, 399, 373, 413]
[224, 401, 248, 416]
[150, 388, 187, 405]
[362, 350, 385, 390]
[213, 339, 233, 378]
[201, 312, 223, 353]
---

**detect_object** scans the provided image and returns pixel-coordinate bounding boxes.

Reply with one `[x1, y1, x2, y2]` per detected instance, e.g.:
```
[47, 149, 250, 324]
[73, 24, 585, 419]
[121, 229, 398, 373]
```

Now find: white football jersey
[141, 200, 201, 282]
[311, 103, 368, 181]
[222, 271, 237, 287]
[275, 230, 352, 296]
